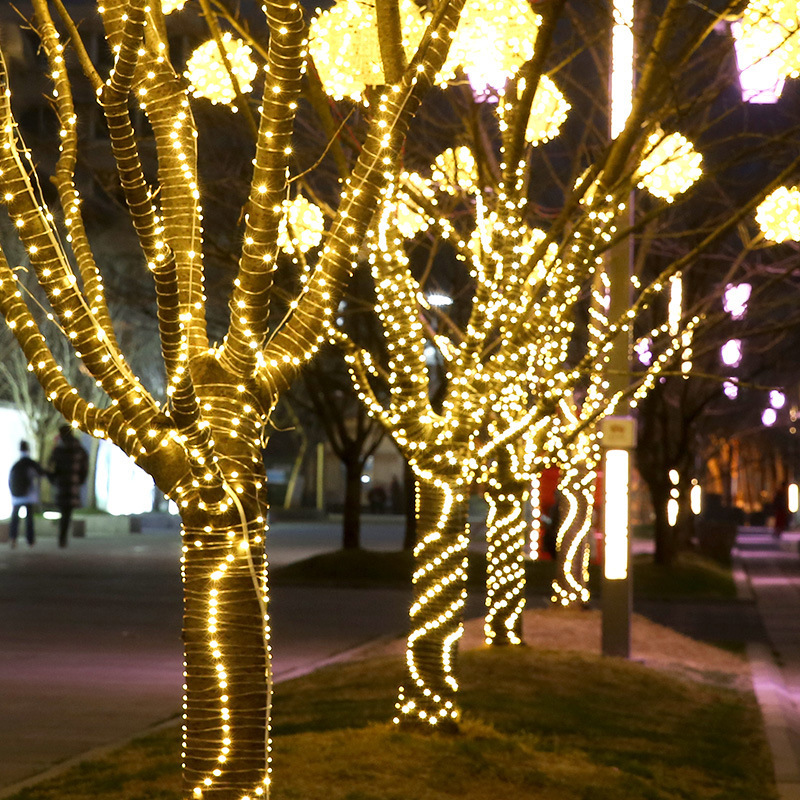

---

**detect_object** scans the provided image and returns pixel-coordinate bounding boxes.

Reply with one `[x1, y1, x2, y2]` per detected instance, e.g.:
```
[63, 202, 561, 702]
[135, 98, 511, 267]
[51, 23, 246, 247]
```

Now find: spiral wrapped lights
[308, 0, 427, 101]
[185, 33, 258, 106]
[756, 185, 800, 242]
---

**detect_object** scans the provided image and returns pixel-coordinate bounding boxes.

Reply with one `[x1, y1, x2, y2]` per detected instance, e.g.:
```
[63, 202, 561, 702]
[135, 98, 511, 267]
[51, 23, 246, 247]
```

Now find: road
[0, 517, 417, 791]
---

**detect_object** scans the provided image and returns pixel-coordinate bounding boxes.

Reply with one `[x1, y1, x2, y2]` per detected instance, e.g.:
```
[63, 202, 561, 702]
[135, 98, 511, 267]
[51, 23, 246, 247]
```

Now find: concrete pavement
[735, 527, 800, 800]
[0, 517, 419, 794]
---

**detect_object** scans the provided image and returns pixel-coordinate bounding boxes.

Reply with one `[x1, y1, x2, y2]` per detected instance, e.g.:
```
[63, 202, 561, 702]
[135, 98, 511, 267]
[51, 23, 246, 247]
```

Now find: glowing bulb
[185, 34, 257, 105]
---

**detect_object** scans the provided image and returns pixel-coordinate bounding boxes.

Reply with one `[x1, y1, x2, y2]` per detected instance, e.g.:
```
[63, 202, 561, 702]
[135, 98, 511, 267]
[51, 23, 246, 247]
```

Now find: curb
[735, 547, 800, 800]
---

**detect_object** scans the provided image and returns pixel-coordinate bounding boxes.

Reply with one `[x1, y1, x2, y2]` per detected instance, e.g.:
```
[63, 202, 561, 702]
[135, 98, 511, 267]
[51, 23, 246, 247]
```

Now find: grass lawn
[6, 612, 774, 800]
[272, 547, 738, 600]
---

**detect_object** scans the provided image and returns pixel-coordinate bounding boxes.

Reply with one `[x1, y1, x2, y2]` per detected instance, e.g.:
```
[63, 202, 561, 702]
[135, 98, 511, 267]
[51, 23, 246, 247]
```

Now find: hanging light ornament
[184, 33, 257, 106]
[497, 75, 570, 144]
[736, 0, 800, 81]
[162, 0, 189, 13]
[309, 0, 427, 102]
[756, 185, 800, 242]
[277, 195, 326, 253]
[431, 146, 479, 194]
[636, 128, 702, 201]
[437, 0, 540, 91]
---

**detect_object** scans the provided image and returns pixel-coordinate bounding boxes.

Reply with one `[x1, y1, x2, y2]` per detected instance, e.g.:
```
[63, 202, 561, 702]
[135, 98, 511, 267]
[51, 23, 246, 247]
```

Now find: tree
[335, 0, 800, 732]
[0, 0, 466, 796]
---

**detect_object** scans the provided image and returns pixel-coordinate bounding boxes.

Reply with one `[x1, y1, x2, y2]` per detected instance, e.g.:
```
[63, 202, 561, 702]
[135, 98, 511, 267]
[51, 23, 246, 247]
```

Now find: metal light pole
[602, 0, 635, 658]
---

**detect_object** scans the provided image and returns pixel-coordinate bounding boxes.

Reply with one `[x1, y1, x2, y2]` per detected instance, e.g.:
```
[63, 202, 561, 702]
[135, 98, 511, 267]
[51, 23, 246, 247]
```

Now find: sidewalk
[735, 526, 800, 800]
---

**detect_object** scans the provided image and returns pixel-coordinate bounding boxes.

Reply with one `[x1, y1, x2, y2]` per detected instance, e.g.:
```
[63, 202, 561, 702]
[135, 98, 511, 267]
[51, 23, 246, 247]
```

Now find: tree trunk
[402, 460, 416, 550]
[552, 465, 594, 607]
[342, 458, 363, 549]
[484, 448, 527, 645]
[395, 474, 468, 731]
[181, 492, 271, 799]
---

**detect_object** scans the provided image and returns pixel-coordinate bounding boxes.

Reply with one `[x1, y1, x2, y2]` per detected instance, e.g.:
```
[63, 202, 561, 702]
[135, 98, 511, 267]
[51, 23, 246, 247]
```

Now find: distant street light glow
[427, 293, 453, 307]
[790, 483, 799, 514]
[721, 339, 742, 367]
[763, 407, 777, 426]
[770, 390, 786, 409]
[723, 380, 739, 399]
[723, 282, 752, 319]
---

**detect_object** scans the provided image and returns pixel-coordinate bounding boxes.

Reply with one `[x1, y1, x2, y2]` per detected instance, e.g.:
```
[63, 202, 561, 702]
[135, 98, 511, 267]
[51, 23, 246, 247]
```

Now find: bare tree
[0, 0, 465, 797]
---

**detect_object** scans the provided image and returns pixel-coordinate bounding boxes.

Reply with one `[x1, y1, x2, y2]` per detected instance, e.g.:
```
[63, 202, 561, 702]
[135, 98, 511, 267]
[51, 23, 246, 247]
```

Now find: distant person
[8, 440, 47, 548]
[390, 475, 403, 514]
[542, 490, 561, 560]
[773, 481, 790, 539]
[368, 483, 387, 513]
[48, 425, 89, 548]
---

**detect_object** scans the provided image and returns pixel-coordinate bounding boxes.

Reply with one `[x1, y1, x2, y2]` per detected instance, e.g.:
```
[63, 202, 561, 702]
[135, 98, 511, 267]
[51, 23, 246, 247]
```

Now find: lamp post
[602, 0, 635, 658]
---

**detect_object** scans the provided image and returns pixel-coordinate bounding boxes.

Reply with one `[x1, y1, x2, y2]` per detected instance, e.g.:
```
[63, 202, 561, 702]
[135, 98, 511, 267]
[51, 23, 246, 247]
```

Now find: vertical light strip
[668, 273, 682, 336]
[789, 483, 799, 514]
[610, 0, 634, 138]
[604, 449, 629, 579]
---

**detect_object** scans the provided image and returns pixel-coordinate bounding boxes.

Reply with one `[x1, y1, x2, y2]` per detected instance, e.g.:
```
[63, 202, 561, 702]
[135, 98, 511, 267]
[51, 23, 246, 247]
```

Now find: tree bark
[181, 486, 271, 799]
[342, 458, 363, 550]
[395, 475, 468, 731]
[484, 447, 527, 645]
[552, 465, 594, 606]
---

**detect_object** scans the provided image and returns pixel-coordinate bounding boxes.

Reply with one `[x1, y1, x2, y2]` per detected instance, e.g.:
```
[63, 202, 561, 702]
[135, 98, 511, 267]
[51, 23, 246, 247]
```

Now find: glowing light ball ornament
[497, 75, 570, 144]
[309, 0, 426, 101]
[438, 0, 540, 91]
[431, 146, 479, 194]
[756, 186, 800, 242]
[162, 0, 189, 13]
[636, 129, 702, 201]
[185, 33, 257, 106]
[277, 195, 326, 253]
[736, 0, 800, 82]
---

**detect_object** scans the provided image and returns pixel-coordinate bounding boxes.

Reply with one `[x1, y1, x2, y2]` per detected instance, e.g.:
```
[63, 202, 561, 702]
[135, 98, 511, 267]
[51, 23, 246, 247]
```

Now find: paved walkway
[735, 526, 800, 800]
[1, 519, 800, 797]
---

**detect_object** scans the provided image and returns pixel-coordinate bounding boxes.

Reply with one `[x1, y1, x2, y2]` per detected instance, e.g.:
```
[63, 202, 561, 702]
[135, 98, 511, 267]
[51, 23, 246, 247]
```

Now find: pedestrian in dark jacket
[8, 440, 47, 547]
[48, 425, 89, 548]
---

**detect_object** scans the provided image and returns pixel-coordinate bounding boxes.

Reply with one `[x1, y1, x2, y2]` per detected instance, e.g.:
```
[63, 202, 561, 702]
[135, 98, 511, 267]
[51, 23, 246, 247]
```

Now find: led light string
[396, 469, 469, 729]
[483, 443, 528, 645]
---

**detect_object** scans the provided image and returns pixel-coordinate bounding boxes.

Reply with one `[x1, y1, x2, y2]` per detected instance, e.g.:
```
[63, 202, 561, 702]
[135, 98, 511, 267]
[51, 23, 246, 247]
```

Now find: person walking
[773, 480, 790, 539]
[8, 440, 47, 547]
[48, 425, 89, 548]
